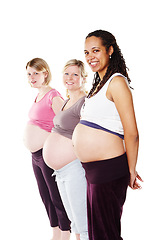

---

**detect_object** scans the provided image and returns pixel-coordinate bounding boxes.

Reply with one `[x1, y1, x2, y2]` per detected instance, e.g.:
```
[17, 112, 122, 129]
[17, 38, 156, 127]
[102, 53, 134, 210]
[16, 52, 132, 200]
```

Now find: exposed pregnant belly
[72, 123, 125, 162]
[43, 132, 77, 170]
[23, 124, 50, 152]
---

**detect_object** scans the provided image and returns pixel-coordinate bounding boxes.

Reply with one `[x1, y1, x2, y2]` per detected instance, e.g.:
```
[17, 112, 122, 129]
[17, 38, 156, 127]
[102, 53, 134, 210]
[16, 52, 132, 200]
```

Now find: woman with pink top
[23, 58, 71, 240]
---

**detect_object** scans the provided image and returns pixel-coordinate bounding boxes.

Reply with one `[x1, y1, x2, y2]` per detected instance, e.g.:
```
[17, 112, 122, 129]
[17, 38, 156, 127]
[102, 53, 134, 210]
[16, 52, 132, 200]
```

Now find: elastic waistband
[82, 153, 130, 184]
[53, 159, 82, 174]
[31, 148, 43, 157]
[80, 120, 124, 139]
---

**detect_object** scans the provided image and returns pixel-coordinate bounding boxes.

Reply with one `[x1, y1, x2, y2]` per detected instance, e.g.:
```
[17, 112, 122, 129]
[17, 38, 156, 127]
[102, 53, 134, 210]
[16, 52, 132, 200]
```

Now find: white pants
[53, 159, 89, 240]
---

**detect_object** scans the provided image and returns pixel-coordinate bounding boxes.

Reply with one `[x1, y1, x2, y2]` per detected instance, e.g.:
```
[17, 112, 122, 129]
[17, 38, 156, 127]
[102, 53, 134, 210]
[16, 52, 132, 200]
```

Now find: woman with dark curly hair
[72, 30, 143, 240]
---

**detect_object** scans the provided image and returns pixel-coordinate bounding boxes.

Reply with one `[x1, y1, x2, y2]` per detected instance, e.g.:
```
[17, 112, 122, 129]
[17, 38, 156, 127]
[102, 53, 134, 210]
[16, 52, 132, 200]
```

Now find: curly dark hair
[86, 30, 131, 98]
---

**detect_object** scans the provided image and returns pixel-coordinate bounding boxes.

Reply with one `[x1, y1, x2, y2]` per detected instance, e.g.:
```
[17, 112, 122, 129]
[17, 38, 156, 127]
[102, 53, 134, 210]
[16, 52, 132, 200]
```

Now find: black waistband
[82, 153, 130, 184]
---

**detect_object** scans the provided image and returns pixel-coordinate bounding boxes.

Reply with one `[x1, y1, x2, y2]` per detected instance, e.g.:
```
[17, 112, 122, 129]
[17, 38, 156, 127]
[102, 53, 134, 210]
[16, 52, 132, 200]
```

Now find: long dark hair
[86, 30, 131, 98]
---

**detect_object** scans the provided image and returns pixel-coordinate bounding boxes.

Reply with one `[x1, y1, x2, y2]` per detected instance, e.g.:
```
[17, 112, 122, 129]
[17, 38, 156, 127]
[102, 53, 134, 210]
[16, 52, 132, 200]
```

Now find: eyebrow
[84, 47, 100, 51]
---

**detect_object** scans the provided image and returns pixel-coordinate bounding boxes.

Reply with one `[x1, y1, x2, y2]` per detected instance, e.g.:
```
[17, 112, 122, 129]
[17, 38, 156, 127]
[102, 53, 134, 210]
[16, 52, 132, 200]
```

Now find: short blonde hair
[26, 58, 52, 85]
[63, 59, 88, 78]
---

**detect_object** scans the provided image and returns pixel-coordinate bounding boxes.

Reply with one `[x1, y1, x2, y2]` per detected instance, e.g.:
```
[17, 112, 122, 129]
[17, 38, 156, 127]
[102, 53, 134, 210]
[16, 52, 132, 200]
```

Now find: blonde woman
[43, 59, 89, 240]
[23, 58, 71, 240]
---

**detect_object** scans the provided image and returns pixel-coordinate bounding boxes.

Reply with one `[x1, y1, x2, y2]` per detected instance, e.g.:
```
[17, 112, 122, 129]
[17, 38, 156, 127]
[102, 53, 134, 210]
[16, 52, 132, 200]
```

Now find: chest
[29, 99, 54, 120]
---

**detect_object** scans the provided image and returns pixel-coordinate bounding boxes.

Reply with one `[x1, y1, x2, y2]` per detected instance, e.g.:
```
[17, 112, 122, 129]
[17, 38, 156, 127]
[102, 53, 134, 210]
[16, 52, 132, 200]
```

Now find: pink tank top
[28, 89, 63, 132]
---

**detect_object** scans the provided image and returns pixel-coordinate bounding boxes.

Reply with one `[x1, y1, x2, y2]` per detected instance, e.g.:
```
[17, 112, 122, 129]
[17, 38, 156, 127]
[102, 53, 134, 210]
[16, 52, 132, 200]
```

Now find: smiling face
[27, 66, 47, 88]
[63, 65, 84, 92]
[84, 36, 112, 80]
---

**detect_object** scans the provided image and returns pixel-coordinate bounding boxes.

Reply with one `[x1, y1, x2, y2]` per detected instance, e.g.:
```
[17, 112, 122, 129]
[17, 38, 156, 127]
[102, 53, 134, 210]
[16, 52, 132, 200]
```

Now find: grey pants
[53, 159, 89, 240]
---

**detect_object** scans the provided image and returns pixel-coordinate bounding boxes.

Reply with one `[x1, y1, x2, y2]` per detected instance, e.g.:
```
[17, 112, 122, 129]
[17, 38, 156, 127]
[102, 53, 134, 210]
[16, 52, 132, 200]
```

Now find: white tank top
[80, 73, 128, 137]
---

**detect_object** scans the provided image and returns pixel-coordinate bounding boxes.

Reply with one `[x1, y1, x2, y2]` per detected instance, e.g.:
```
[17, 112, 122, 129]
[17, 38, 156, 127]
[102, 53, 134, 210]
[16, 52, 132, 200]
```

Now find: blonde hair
[63, 59, 88, 98]
[63, 59, 88, 78]
[26, 58, 52, 85]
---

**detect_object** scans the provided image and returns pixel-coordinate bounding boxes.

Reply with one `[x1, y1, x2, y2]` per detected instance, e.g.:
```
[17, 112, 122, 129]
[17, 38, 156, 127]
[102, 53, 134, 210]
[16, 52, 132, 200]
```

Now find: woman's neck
[68, 89, 86, 101]
[35, 85, 52, 102]
[67, 90, 86, 106]
[38, 85, 52, 95]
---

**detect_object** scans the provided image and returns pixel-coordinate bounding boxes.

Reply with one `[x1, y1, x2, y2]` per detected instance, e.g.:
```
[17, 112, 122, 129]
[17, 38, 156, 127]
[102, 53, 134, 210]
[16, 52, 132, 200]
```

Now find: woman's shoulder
[110, 74, 129, 86]
[109, 74, 131, 99]
[48, 88, 63, 99]
[109, 73, 127, 83]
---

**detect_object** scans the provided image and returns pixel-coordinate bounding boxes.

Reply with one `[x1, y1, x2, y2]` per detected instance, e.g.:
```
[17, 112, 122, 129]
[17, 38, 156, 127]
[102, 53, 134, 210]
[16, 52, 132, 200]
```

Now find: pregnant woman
[43, 59, 89, 240]
[72, 30, 143, 240]
[23, 58, 71, 240]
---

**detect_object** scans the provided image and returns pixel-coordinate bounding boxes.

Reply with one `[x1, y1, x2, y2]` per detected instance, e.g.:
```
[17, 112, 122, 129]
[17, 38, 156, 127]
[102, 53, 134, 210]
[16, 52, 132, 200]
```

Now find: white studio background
[0, 0, 159, 239]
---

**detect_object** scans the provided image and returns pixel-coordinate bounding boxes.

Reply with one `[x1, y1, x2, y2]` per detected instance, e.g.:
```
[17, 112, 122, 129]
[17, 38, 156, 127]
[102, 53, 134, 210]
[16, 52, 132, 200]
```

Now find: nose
[67, 74, 73, 80]
[30, 74, 34, 79]
[86, 52, 94, 61]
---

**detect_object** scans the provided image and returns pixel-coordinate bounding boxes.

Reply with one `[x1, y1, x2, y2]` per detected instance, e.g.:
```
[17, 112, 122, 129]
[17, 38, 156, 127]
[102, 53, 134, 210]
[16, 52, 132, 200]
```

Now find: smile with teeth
[31, 80, 36, 84]
[66, 82, 74, 85]
[89, 61, 99, 67]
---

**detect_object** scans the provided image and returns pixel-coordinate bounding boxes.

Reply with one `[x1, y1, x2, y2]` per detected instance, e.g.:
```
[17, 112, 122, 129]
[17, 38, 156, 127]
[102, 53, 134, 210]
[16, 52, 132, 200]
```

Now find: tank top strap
[101, 73, 127, 93]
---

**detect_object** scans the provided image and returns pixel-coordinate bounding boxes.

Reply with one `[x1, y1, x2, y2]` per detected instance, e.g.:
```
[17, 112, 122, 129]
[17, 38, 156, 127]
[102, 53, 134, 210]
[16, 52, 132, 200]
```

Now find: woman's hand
[129, 171, 143, 190]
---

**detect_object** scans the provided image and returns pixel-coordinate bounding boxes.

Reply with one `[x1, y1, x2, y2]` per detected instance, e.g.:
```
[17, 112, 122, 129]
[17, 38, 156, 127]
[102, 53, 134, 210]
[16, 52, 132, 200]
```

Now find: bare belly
[72, 123, 125, 162]
[43, 132, 77, 170]
[23, 124, 50, 152]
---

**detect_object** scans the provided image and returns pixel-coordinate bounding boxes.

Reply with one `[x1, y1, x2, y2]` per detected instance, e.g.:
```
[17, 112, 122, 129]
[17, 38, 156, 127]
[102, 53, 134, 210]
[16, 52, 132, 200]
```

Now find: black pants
[32, 149, 70, 231]
[82, 153, 130, 240]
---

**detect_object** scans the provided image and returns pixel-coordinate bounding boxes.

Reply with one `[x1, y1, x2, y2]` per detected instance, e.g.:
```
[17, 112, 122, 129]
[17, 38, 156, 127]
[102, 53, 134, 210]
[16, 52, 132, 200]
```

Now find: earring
[109, 55, 112, 59]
